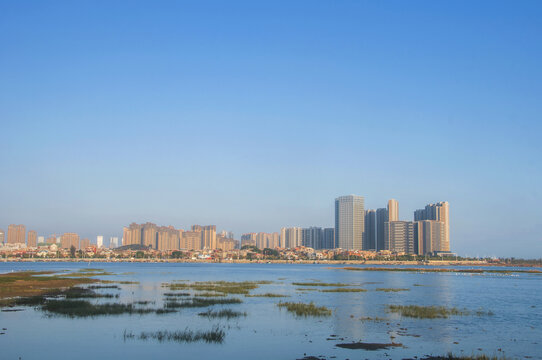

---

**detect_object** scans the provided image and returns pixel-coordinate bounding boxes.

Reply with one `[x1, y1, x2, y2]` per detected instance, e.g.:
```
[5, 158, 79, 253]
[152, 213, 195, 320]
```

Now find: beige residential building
[417, 220, 446, 254]
[280, 227, 303, 248]
[157, 226, 179, 251]
[27, 230, 37, 247]
[80, 238, 90, 249]
[60, 233, 80, 249]
[7, 224, 26, 244]
[384, 221, 417, 254]
[414, 201, 450, 251]
[0, 229, 5, 244]
[255, 232, 280, 249]
[180, 231, 202, 250]
[201, 225, 217, 249]
[142, 223, 158, 248]
[217, 235, 237, 251]
[388, 199, 399, 222]
[123, 223, 143, 246]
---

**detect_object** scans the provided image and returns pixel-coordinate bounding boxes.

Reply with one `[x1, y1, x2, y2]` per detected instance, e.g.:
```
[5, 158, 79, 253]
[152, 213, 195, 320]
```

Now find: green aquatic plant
[123, 327, 225, 343]
[320, 288, 367, 293]
[386, 305, 469, 319]
[41, 300, 158, 317]
[375, 288, 410, 292]
[165, 280, 272, 295]
[197, 309, 247, 319]
[164, 297, 242, 308]
[292, 282, 351, 287]
[277, 301, 332, 317]
[245, 293, 290, 297]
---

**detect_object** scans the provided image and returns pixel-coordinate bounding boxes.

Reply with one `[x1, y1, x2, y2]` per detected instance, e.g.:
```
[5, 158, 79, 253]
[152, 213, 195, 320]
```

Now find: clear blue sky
[1, 0, 541, 257]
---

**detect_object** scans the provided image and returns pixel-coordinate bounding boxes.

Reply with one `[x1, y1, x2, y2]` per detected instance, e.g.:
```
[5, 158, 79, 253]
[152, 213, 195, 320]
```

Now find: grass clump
[64, 287, 118, 299]
[292, 282, 351, 287]
[194, 292, 227, 297]
[386, 305, 469, 319]
[419, 353, 510, 360]
[42, 300, 157, 317]
[376, 288, 410, 292]
[165, 297, 242, 309]
[165, 280, 272, 295]
[320, 288, 367, 293]
[163, 292, 190, 297]
[124, 327, 225, 344]
[245, 293, 289, 298]
[198, 309, 247, 319]
[277, 301, 332, 317]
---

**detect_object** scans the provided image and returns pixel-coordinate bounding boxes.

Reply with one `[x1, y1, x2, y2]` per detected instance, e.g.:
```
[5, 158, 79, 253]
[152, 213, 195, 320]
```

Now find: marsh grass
[165, 297, 242, 308]
[42, 300, 159, 317]
[245, 293, 289, 297]
[386, 305, 469, 319]
[198, 309, 246, 319]
[194, 292, 227, 297]
[292, 282, 351, 287]
[86, 285, 121, 290]
[360, 316, 388, 322]
[320, 288, 367, 293]
[165, 280, 272, 295]
[277, 301, 332, 317]
[124, 327, 225, 344]
[376, 288, 410, 292]
[64, 287, 119, 299]
[163, 292, 191, 297]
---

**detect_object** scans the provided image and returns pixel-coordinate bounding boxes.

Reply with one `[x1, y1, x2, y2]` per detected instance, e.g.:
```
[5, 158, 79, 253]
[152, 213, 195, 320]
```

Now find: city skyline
[1, 1, 541, 258]
[1, 195, 450, 257]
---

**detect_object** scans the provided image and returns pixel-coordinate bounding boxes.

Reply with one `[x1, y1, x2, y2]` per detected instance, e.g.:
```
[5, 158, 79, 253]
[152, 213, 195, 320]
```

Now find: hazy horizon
[1, 1, 541, 258]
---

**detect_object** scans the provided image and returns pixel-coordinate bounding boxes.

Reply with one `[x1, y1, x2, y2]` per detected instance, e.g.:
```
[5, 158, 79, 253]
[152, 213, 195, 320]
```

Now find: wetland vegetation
[277, 301, 332, 317]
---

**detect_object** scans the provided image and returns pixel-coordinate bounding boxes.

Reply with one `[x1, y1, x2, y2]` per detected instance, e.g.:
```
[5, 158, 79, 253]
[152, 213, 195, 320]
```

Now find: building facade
[376, 208, 388, 251]
[27, 230, 37, 247]
[335, 195, 365, 250]
[414, 201, 450, 251]
[364, 210, 376, 250]
[7, 224, 26, 244]
[384, 221, 417, 254]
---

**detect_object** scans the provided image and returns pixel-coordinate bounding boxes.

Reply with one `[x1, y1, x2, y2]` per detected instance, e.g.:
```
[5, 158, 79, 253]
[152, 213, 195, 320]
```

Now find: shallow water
[1, 262, 541, 360]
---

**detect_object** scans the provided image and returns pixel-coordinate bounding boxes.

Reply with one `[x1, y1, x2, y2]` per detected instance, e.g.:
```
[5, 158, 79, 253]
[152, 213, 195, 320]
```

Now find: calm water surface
[1, 262, 541, 360]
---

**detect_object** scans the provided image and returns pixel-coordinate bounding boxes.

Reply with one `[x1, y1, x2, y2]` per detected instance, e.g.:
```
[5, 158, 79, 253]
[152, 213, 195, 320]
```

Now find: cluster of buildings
[122, 223, 238, 251]
[334, 195, 450, 255]
[0, 195, 451, 257]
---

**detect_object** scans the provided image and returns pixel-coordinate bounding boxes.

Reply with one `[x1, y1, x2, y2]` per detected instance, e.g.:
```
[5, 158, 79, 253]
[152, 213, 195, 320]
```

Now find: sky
[1, 0, 541, 257]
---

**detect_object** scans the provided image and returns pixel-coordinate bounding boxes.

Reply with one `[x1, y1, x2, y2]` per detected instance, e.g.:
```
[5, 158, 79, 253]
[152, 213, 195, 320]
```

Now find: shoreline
[1, 258, 539, 268]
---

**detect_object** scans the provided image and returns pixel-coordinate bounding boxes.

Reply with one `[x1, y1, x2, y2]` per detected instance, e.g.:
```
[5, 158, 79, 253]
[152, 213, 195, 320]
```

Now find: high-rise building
[180, 231, 202, 250]
[388, 199, 399, 222]
[27, 230, 37, 247]
[364, 210, 376, 250]
[123, 223, 143, 246]
[61, 233, 80, 249]
[302, 227, 324, 249]
[376, 208, 389, 251]
[109, 237, 119, 248]
[241, 233, 257, 248]
[335, 195, 365, 250]
[201, 225, 217, 249]
[280, 227, 303, 248]
[142, 223, 158, 248]
[384, 221, 417, 254]
[37, 236, 45, 245]
[414, 202, 450, 251]
[323, 228, 335, 249]
[80, 238, 90, 249]
[0, 229, 4, 244]
[254, 232, 279, 249]
[157, 226, 179, 251]
[417, 220, 446, 255]
[7, 224, 26, 244]
[97, 235, 104, 248]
